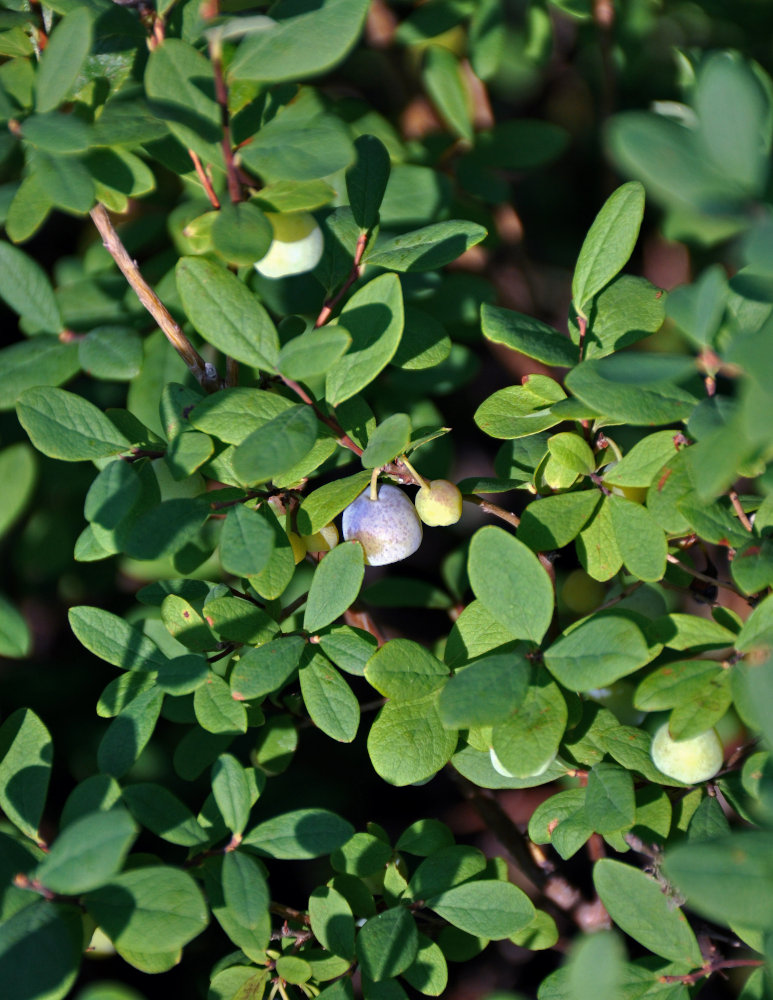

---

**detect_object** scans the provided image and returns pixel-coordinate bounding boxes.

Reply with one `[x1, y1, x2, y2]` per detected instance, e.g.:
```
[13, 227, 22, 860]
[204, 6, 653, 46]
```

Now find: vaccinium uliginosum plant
[1, 4, 773, 1000]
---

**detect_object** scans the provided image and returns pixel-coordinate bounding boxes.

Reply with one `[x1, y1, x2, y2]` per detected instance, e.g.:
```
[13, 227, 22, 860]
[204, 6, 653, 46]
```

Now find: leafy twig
[188, 149, 221, 209]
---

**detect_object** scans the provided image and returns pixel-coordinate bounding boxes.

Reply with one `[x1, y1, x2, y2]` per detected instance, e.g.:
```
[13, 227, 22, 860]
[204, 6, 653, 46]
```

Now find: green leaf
[145, 39, 222, 168]
[189, 387, 293, 445]
[669, 669, 731, 740]
[84, 866, 209, 954]
[474, 376, 565, 439]
[572, 182, 645, 315]
[68, 605, 166, 672]
[122, 782, 209, 847]
[0, 594, 31, 659]
[0, 444, 36, 539]
[367, 221, 486, 273]
[368, 695, 458, 786]
[243, 808, 354, 860]
[176, 257, 279, 371]
[278, 328, 351, 381]
[36, 808, 137, 894]
[221, 850, 270, 944]
[201, 855, 266, 964]
[299, 651, 360, 742]
[490, 669, 567, 779]
[0, 708, 52, 841]
[232, 404, 318, 485]
[601, 431, 681, 487]
[436, 653, 530, 729]
[517, 491, 600, 551]
[219, 504, 275, 578]
[695, 53, 770, 195]
[393, 306, 451, 370]
[634, 660, 725, 711]
[544, 615, 652, 690]
[653, 612, 737, 651]
[582, 275, 666, 360]
[194, 674, 248, 735]
[212, 754, 252, 836]
[584, 763, 635, 834]
[303, 541, 365, 632]
[326, 273, 404, 405]
[576, 497, 623, 582]
[347, 134, 391, 232]
[407, 845, 487, 902]
[331, 831, 392, 876]
[422, 47, 472, 141]
[565, 931, 625, 1000]
[0, 900, 82, 1000]
[35, 6, 94, 113]
[0, 241, 61, 332]
[97, 687, 164, 779]
[239, 114, 354, 183]
[663, 831, 773, 930]
[481, 304, 577, 367]
[362, 413, 412, 468]
[296, 470, 372, 535]
[365, 639, 448, 702]
[608, 495, 667, 582]
[402, 933, 449, 996]
[31, 151, 94, 214]
[309, 886, 355, 959]
[547, 432, 595, 476]
[17, 387, 129, 461]
[0, 339, 80, 412]
[211, 201, 273, 266]
[229, 0, 370, 83]
[78, 326, 143, 382]
[356, 906, 418, 981]
[428, 881, 534, 939]
[124, 498, 211, 560]
[468, 526, 554, 643]
[396, 819, 454, 857]
[565, 360, 697, 426]
[230, 635, 305, 700]
[23, 113, 92, 154]
[593, 858, 703, 967]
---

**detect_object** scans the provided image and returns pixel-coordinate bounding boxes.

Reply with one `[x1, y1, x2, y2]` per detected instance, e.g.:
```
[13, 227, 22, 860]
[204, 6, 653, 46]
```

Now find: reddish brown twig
[188, 149, 221, 209]
[315, 232, 369, 327]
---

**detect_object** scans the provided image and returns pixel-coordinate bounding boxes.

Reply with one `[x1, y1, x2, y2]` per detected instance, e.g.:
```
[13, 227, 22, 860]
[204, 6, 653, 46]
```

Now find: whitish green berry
[254, 212, 324, 278]
[650, 723, 723, 784]
[414, 479, 464, 526]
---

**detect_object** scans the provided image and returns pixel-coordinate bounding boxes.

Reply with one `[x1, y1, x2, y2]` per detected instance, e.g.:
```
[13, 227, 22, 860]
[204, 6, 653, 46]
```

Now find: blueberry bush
[2, 2, 773, 1000]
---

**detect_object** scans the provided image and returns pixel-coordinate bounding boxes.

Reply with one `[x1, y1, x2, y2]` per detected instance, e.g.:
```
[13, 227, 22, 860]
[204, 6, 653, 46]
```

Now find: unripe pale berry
[303, 523, 339, 553]
[603, 461, 648, 504]
[650, 723, 723, 784]
[414, 479, 463, 526]
[287, 532, 307, 564]
[342, 484, 422, 566]
[254, 212, 324, 278]
[489, 747, 557, 779]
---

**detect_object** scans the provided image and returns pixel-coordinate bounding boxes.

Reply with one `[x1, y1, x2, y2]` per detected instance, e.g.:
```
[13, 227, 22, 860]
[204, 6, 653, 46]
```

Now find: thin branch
[315, 232, 368, 327]
[90, 204, 220, 392]
[210, 38, 243, 204]
[659, 958, 764, 985]
[462, 493, 521, 528]
[188, 149, 221, 209]
[278, 375, 364, 456]
[728, 490, 753, 532]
